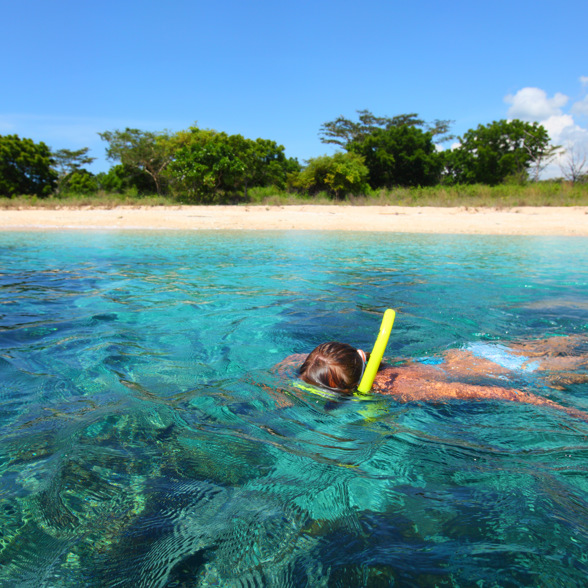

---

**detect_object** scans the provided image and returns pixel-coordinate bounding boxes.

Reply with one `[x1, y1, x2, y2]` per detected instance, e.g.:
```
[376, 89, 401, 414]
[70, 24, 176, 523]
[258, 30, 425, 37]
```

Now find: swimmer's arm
[378, 375, 545, 404]
[373, 370, 523, 403]
[447, 383, 588, 422]
[373, 368, 588, 421]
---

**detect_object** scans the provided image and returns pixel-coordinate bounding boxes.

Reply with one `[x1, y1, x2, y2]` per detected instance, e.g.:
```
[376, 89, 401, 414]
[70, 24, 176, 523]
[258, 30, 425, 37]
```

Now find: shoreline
[0, 205, 587, 235]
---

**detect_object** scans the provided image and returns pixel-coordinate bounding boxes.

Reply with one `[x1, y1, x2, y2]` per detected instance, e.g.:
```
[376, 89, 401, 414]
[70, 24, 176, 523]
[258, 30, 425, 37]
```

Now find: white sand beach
[0, 205, 587, 235]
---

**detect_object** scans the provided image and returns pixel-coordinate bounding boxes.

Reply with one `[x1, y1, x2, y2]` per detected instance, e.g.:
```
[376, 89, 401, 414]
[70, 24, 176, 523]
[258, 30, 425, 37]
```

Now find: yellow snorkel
[357, 309, 396, 393]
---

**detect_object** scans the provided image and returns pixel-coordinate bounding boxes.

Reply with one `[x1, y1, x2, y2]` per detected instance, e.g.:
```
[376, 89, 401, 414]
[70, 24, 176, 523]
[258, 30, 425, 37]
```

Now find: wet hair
[299, 342, 365, 393]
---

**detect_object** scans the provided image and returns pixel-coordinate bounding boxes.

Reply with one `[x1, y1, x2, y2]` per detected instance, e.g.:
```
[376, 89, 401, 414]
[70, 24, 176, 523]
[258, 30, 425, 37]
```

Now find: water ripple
[1, 231, 587, 586]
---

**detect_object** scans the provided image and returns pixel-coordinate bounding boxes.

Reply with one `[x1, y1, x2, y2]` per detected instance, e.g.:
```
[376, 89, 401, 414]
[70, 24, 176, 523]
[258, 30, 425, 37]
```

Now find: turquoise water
[0, 230, 587, 587]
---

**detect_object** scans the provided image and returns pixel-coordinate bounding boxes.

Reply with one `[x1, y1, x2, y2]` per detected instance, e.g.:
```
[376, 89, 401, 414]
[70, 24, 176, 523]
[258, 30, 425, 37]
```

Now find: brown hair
[299, 342, 365, 393]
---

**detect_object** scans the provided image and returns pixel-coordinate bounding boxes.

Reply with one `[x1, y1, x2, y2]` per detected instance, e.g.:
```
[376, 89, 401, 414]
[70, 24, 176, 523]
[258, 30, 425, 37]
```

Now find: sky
[1, 0, 587, 177]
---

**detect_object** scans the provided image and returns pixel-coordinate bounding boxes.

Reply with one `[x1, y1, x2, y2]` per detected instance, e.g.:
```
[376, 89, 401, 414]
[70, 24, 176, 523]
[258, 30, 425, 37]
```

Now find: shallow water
[0, 230, 587, 587]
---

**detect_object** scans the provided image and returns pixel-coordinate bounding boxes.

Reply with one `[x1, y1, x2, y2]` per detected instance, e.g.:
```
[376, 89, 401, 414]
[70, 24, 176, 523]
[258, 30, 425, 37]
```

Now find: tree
[319, 109, 454, 148]
[168, 127, 300, 201]
[348, 125, 443, 188]
[318, 110, 448, 188]
[445, 120, 552, 185]
[522, 131, 561, 182]
[168, 129, 248, 201]
[98, 128, 175, 195]
[61, 169, 99, 194]
[95, 164, 156, 194]
[559, 144, 587, 184]
[0, 134, 57, 197]
[290, 152, 369, 198]
[244, 138, 300, 191]
[52, 147, 96, 194]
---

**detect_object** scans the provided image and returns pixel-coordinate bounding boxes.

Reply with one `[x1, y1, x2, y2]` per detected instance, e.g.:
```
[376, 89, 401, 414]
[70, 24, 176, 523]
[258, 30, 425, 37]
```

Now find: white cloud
[571, 96, 588, 117]
[571, 76, 588, 116]
[504, 87, 568, 121]
[503, 82, 588, 178]
[541, 114, 576, 142]
[536, 115, 588, 177]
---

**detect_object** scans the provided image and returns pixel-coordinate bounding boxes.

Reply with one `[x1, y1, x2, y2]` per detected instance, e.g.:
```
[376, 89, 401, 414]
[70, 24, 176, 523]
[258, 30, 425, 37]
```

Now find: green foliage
[52, 147, 95, 194]
[6, 113, 574, 204]
[348, 125, 442, 188]
[95, 164, 155, 195]
[2, 181, 586, 209]
[98, 128, 174, 195]
[319, 109, 454, 148]
[0, 134, 57, 197]
[444, 120, 553, 185]
[318, 110, 448, 189]
[290, 152, 369, 198]
[244, 138, 301, 189]
[0, 192, 174, 209]
[169, 129, 244, 202]
[60, 169, 99, 194]
[168, 127, 299, 202]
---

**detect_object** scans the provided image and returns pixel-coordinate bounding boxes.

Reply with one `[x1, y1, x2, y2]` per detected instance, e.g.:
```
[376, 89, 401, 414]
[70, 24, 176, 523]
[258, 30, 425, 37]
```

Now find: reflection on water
[0, 231, 587, 586]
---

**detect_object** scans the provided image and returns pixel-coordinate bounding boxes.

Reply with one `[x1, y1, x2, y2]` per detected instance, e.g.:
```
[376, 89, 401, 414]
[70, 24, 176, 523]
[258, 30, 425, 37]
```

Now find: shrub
[290, 152, 369, 199]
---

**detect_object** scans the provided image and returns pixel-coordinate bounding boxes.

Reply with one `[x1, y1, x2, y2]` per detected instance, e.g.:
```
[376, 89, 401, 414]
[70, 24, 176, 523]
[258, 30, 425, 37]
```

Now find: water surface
[1, 231, 587, 587]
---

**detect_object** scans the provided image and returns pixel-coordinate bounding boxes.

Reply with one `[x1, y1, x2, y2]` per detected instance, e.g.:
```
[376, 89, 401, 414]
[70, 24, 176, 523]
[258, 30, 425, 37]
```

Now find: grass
[0, 191, 174, 209]
[251, 182, 588, 207]
[346, 183, 588, 208]
[2, 182, 587, 209]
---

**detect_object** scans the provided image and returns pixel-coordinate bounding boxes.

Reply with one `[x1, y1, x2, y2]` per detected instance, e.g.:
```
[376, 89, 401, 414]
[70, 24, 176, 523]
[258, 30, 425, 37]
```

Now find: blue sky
[2, 0, 587, 176]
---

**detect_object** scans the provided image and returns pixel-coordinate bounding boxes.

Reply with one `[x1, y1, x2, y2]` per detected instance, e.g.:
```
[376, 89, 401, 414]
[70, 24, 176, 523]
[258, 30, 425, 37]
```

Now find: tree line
[0, 112, 582, 201]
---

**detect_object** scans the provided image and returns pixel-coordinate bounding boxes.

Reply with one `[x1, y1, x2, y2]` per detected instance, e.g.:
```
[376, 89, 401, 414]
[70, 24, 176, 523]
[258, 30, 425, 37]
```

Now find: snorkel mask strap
[293, 380, 347, 399]
[357, 309, 396, 393]
[357, 349, 367, 382]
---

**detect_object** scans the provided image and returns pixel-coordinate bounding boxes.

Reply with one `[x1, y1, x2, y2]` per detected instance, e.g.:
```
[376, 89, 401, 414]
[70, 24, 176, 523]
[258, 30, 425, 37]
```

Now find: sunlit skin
[276, 336, 588, 420]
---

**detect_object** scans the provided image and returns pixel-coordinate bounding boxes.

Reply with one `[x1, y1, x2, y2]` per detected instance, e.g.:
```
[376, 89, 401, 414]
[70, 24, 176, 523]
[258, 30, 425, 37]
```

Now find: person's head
[299, 342, 367, 393]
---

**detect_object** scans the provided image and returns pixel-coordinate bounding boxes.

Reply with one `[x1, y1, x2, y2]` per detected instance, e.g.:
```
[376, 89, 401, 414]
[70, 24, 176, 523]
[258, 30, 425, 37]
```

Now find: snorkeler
[278, 334, 588, 420]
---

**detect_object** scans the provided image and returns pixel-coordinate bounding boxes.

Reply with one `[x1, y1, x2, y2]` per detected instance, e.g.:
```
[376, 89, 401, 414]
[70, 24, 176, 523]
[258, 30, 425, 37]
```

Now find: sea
[0, 230, 587, 587]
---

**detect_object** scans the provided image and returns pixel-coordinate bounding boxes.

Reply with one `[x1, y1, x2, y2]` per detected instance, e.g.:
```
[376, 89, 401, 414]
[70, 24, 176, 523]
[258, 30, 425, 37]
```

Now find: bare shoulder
[372, 363, 446, 395]
[272, 353, 307, 375]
